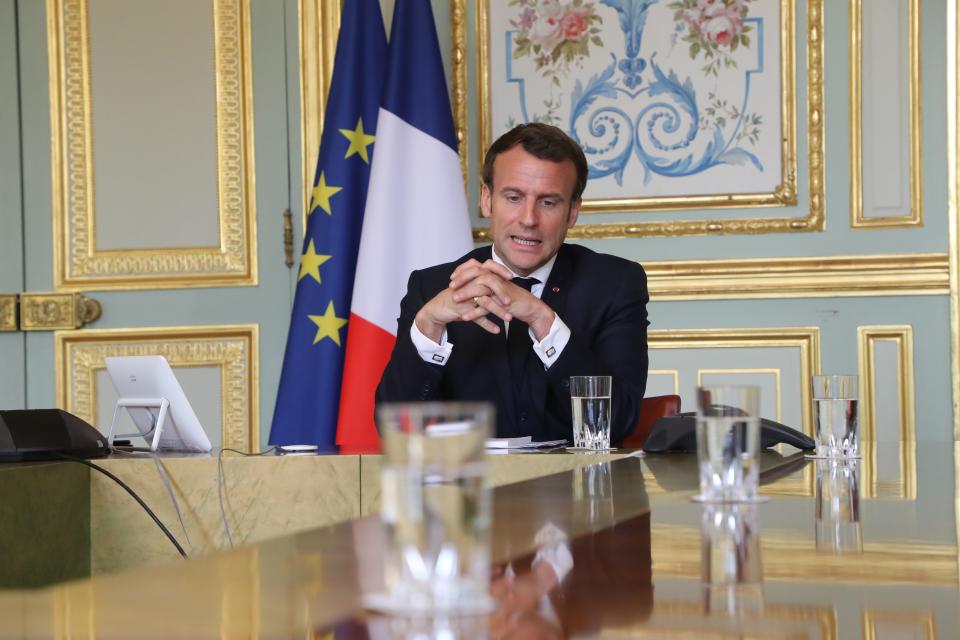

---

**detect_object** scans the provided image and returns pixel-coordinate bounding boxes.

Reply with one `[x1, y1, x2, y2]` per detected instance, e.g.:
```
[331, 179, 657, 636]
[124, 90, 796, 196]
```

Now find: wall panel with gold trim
[862, 609, 936, 640]
[850, 0, 923, 229]
[858, 325, 917, 498]
[650, 327, 820, 434]
[47, 0, 257, 290]
[646, 369, 679, 397]
[54, 325, 259, 451]
[949, 0, 960, 441]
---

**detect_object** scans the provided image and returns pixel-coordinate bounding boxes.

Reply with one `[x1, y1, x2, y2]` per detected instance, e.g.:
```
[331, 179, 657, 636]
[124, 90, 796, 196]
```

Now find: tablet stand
[108, 397, 170, 452]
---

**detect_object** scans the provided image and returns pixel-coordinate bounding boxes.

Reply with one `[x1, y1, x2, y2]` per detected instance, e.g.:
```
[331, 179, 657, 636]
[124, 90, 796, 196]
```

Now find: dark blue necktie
[507, 277, 539, 380]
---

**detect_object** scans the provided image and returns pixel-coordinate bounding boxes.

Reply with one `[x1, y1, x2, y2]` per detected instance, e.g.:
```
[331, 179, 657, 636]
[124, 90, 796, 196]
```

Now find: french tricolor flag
[336, 0, 473, 452]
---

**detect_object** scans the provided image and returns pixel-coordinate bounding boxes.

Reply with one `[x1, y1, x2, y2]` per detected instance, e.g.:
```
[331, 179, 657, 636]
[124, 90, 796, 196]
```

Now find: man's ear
[480, 183, 492, 219]
[566, 198, 582, 229]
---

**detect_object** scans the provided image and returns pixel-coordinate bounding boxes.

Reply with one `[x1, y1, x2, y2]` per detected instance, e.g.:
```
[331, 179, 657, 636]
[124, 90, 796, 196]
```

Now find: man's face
[480, 145, 581, 276]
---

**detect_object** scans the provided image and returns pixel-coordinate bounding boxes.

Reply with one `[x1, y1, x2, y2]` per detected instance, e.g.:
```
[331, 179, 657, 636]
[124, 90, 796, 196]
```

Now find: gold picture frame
[458, 0, 825, 238]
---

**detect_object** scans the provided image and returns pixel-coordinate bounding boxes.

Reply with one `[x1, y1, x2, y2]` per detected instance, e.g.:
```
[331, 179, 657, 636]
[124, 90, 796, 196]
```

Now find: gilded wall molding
[647, 369, 679, 395]
[0, 295, 16, 331]
[650, 326, 820, 496]
[857, 325, 917, 499]
[464, 0, 824, 238]
[652, 523, 958, 585]
[54, 325, 259, 452]
[697, 368, 782, 421]
[862, 609, 936, 640]
[299, 0, 339, 233]
[849, 0, 923, 229]
[650, 327, 820, 436]
[619, 600, 837, 639]
[47, 0, 257, 290]
[451, 0, 468, 187]
[645, 253, 949, 300]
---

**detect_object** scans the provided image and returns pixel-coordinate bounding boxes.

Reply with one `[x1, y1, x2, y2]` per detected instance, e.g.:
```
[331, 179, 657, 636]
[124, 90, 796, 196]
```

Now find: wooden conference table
[0, 444, 955, 638]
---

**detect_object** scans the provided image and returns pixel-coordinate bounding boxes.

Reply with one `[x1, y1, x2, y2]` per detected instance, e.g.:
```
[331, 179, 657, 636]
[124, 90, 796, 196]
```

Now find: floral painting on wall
[483, 0, 795, 212]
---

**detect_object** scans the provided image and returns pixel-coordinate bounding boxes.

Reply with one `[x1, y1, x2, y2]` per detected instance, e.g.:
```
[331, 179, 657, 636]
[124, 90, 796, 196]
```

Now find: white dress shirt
[410, 247, 572, 368]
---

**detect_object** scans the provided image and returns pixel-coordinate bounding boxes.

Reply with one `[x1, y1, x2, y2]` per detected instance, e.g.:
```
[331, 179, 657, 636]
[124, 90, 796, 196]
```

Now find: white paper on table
[485, 436, 532, 449]
[485, 437, 567, 450]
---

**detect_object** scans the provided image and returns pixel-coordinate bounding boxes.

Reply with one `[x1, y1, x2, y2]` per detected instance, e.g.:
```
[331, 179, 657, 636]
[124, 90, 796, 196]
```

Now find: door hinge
[0, 295, 16, 331]
[0, 293, 102, 331]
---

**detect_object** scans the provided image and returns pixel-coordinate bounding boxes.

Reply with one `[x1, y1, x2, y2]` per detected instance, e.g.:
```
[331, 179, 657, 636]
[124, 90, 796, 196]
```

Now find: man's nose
[519, 201, 538, 226]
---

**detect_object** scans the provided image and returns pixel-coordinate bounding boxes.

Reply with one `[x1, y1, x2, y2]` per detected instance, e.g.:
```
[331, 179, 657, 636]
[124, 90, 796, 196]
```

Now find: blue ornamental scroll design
[504, 0, 765, 186]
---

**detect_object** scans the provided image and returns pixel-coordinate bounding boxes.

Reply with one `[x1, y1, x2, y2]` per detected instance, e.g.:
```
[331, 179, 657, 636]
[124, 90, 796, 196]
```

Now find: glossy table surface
[1, 444, 956, 638]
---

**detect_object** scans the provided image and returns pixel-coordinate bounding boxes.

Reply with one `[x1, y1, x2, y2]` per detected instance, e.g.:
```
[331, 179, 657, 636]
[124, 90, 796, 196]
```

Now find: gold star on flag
[298, 240, 332, 283]
[339, 118, 376, 163]
[309, 172, 342, 216]
[308, 301, 348, 347]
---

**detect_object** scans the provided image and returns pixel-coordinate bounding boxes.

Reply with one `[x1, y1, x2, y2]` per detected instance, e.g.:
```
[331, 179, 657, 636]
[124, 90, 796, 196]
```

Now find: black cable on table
[55, 453, 188, 559]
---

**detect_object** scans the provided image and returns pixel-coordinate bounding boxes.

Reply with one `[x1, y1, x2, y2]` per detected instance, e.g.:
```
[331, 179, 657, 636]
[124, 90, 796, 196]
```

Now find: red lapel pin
[552, 286, 560, 293]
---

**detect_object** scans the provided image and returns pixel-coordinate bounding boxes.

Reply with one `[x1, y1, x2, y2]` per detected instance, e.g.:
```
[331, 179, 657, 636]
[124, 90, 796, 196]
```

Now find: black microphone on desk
[0, 409, 109, 462]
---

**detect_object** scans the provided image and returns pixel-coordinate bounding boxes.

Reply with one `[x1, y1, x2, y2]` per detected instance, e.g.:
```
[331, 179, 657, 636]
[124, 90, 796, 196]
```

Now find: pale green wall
[0, 0, 25, 409]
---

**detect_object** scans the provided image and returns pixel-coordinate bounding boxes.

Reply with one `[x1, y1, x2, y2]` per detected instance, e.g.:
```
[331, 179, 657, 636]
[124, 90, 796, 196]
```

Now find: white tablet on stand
[104, 355, 212, 453]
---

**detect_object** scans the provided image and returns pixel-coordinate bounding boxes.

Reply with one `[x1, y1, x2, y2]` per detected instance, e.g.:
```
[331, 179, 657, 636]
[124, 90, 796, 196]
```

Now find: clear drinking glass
[695, 385, 761, 503]
[369, 402, 494, 614]
[569, 375, 612, 450]
[815, 459, 863, 553]
[812, 375, 859, 458]
[700, 503, 764, 616]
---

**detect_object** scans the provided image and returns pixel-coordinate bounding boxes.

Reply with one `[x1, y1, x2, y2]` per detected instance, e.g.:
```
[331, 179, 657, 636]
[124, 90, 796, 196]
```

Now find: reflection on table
[0, 443, 954, 638]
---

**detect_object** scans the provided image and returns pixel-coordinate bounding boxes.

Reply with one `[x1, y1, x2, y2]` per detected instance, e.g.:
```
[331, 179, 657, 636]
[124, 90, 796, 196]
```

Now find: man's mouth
[511, 235, 541, 247]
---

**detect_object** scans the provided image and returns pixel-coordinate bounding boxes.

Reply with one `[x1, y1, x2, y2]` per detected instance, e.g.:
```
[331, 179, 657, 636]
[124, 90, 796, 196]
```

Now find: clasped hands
[414, 259, 555, 344]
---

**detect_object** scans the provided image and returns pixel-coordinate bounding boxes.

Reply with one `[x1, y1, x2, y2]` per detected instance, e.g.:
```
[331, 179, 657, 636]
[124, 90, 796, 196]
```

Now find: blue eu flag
[270, 0, 387, 449]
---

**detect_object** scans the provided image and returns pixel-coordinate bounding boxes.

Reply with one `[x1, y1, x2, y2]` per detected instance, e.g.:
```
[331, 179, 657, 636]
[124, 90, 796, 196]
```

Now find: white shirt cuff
[530, 314, 569, 368]
[410, 322, 454, 365]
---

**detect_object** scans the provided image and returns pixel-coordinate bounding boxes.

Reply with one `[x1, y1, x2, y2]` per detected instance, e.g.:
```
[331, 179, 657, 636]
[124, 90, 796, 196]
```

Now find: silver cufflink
[545, 347, 556, 358]
[432, 354, 445, 363]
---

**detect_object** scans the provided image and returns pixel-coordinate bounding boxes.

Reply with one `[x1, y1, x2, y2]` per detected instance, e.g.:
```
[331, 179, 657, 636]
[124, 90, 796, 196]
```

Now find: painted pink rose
[530, 14, 564, 52]
[698, 0, 726, 19]
[702, 15, 737, 46]
[560, 8, 589, 40]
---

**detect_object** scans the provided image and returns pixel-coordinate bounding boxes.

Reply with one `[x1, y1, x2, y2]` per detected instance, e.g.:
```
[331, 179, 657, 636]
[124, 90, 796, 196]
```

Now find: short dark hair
[482, 123, 588, 202]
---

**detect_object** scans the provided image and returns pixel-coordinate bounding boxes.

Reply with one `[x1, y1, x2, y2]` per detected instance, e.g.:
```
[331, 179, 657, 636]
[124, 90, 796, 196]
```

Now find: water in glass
[696, 415, 761, 502]
[571, 395, 611, 449]
[381, 455, 491, 611]
[813, 397, 858, 458]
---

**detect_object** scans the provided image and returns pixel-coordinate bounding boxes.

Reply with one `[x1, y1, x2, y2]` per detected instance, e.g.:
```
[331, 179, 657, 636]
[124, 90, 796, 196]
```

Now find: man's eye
[506, 194, 521, 203]
[541, 199, 557, 208]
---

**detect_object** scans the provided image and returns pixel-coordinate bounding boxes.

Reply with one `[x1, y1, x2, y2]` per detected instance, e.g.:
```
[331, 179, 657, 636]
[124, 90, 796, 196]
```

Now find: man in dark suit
[376, 123, 648, 444]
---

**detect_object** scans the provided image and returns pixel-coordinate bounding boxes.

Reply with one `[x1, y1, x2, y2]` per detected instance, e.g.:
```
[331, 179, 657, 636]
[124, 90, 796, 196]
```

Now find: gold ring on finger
[472, 296, 480, 307]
